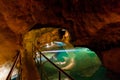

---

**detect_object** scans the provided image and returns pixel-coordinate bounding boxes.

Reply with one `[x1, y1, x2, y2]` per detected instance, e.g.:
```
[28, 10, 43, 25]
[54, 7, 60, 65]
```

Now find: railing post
[38, 51, 74, 80]
[19, 52, 22, 80]
[40, 52, 42, 79]
[59, 71, 61, 80]
[6, 51, 20, 80]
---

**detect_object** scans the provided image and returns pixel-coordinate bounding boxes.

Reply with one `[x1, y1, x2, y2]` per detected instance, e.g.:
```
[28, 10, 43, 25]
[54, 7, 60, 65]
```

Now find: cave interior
[0, 0, 120, 80]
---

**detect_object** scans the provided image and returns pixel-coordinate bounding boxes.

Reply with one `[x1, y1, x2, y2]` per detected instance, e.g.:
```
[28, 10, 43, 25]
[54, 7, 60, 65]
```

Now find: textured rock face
[103, 48, 120, 73]
[0, 0, 120, 45]
[0, 0, 120, 79]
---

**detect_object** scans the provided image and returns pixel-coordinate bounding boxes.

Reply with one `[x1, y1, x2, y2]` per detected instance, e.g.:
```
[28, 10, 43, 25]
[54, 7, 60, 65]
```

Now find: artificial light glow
[41, 48, 89, 53]
[0, 61, 18, 80]
[41, 49, 74, 53]
[51, 42, 54, 46]
[46, 43, 50, 48]
[54, 41, 66, 46]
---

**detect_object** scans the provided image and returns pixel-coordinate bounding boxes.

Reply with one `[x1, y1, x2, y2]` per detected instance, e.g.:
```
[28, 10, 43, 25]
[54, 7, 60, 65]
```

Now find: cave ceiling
[0, 0, 120, 75]
[0, 0, 120, 47]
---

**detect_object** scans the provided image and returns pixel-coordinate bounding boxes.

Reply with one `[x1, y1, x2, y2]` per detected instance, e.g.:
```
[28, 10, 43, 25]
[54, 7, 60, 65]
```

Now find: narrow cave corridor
[0, 0, 120, 80]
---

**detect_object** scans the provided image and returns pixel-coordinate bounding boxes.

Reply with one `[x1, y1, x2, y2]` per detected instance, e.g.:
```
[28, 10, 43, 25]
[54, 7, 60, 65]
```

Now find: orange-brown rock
[0, 0, 120, 79]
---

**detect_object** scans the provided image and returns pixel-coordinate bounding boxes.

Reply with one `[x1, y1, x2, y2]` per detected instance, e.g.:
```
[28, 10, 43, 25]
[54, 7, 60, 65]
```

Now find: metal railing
[34, 47, 74, 80]
[6, 51, 22, 80]
[6, 48, 74, 80]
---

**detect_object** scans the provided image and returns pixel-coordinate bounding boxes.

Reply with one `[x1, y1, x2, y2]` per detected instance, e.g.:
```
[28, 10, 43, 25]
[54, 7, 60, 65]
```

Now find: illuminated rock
[0, 61, 18, 80]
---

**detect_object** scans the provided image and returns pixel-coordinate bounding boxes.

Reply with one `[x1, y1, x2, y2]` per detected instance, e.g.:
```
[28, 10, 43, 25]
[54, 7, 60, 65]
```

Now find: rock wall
[0, 0, 120, 79]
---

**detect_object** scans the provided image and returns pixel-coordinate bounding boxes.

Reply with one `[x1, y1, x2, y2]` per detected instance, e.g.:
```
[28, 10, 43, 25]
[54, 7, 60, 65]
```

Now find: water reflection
[34, 41, 102, 80]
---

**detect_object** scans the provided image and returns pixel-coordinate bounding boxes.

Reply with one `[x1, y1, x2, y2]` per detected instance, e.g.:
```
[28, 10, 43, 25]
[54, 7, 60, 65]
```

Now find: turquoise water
[35, 42, 110, 80]
[36, 58, 110, 80]
[70, 66, 110, 80]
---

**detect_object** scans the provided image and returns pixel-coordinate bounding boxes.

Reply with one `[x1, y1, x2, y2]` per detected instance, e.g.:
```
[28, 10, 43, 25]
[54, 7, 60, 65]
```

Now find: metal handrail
[6, 51, 21, 80]
[35, 47, 74, 80]
[7, 48, 74, 80]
